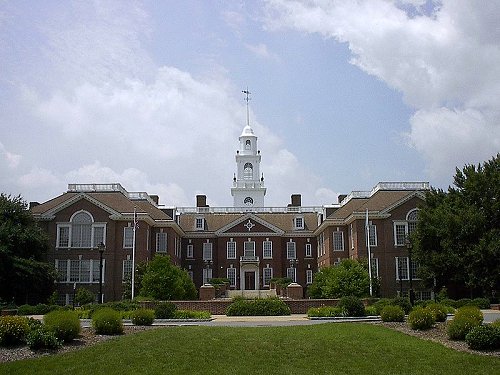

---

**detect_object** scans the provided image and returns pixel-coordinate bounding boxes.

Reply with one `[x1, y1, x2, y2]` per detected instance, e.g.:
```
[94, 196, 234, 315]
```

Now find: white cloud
[264, 0, 500, 182]
[245, 43, 279, 61]
[0, 142, 21, 169]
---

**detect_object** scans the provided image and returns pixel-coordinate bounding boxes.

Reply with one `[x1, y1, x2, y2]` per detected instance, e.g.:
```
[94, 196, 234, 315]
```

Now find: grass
[1, 323, 498, 375]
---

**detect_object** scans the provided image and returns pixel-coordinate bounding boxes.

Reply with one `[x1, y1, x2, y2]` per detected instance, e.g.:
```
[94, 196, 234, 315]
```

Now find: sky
[1, 0, 499, 207]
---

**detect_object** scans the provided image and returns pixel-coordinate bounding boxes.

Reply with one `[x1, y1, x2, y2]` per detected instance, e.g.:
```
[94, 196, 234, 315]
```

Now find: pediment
[215, 213, 284, 236]
[41, 193, 121, 219]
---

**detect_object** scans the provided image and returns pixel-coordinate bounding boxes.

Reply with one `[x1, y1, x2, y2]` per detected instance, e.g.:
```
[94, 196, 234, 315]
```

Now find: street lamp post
[405, 237, 415, 305]
[97, 242, 106, 304]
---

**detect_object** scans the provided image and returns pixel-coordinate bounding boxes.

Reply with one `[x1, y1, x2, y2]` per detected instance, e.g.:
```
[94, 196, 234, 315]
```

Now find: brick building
[31, 124, 431, 303]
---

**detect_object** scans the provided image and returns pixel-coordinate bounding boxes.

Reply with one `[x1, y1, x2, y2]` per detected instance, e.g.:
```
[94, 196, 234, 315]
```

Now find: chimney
[29, 202, 40, 210]
[290, 194, 301, 207]
[338, 194, 347, 204]
[150, 195, 159, 205]
[196, 195, 208, 207]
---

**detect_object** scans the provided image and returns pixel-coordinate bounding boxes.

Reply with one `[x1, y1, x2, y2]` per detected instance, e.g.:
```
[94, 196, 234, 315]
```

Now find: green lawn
[1, 323, 498, 375]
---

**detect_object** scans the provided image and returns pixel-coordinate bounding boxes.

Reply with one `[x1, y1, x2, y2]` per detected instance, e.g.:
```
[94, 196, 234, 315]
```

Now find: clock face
[244, 197, 254, 206]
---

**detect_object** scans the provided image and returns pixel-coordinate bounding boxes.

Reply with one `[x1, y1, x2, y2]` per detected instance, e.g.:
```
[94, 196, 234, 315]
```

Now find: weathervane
[242, 88, 251, 126]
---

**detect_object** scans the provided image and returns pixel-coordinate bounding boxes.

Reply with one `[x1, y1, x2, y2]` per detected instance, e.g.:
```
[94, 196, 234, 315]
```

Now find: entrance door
[244, 271, 255, 290]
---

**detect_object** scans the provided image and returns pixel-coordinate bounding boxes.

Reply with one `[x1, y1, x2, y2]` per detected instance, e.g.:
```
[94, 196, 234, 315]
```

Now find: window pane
[287, 267, 296, 282]
[58, 226, 70, 247]
[227, 268, 236, 287]
[93, 226, 104, 247]
[203, 243, 212, 260]
[369, 225, 377, 247]
[244, 242, 255, 257]
[124, 227, 134, 248]
[287, 242, 296, 259]
[123, 260, 132, 281]
[69, 260, 79, 282]
[187, 245, 193, 258]
[395, 224, 406, 246]
[333, 232, 344, 251]
[263, 268, 273, 286]
[305, 243, 312, 257]
[306, 270, 313, 284]
[263, 241, 272, 258]
[56, 260, 68, 282]
[80, 260, 90, 282]
[156, 233, 167, 252]
[227, 241, 236, 259]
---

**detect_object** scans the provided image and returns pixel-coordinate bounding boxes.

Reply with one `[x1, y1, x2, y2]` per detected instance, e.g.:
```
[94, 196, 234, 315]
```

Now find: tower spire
[242, 88, 251, 127]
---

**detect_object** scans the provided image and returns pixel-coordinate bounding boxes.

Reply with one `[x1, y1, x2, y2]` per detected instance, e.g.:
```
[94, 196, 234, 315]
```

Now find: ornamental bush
[154, 302, 177, 319]
[44, 310, 81, 342]
[425, 302, 449, 322]
[26, 327, 62, 350]
[391, 297, 412, 315]
[173, 310, 211, 319]
[407, 306, 435, 330]
[0, 316, 29, 346]
[307, 306, 343, 317]
[447, 306, 483, 340]
[372, 298, 392, 315]
[226, 298, 291, 316]
[130, 309, 155, 326]
[364, 305, 378, 316]
[380, 305, 405, 322]
[92, 308, 123, 335]
[465, 325, 500, 350]
[338, 296, 365, 317]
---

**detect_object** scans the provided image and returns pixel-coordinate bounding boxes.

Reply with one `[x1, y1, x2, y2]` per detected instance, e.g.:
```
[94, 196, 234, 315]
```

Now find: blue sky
[1, 1, 499, 207]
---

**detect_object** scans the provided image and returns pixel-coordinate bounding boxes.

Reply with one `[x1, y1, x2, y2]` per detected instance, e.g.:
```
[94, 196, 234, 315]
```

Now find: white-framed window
[123, 259, 132, 281]
[294, 217, 304, 230]
[263, 240, 273, 259]
[56, 211, 106, 249]
[263, 267, 273, 286]
[287, 241, 296, 259]
[333, 231, 344, 251]
[305, 243, 312, 257]
[394, 223, 407, 246]
[287, 267, 296, 282]
[396, 257, 409, 280]
[186, 244, 193, 258]
[407, 209, 419, 235]
[203, 267, 212, 284]
[195, 217, 204, 230]
[203, 242, 212, 261]
[227, 267, 236, 287]
[306, 270, 313, 284]
[227, 240, 236, 259]
[370, 258, 379, 278]
[123, 226, 134, 248]
[156, 232, 167, 253]
[244, 241, 255, 257]
[55, 259, 104, 283]
[367, 223, 377, 247]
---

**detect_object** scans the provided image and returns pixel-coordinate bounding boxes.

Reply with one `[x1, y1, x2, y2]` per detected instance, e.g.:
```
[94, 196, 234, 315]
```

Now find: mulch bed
[1, 322, 498, 363]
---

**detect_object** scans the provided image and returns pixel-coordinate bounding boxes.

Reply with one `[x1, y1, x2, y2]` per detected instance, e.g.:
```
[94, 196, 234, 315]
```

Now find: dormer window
[195, 217, 204, 230]
[294, 216, 304, 230]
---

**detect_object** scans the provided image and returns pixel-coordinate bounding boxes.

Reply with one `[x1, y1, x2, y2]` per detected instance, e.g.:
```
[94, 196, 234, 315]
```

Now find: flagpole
[366, 208, 373, 296]
[131, 206, 137, 300]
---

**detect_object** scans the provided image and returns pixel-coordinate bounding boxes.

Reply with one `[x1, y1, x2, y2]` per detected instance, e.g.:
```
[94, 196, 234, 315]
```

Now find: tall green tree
[308, 259, 370, 298]
[140, 255, 197, 300]
[0, 194, 57, 305]
[413, 154, 500, 299]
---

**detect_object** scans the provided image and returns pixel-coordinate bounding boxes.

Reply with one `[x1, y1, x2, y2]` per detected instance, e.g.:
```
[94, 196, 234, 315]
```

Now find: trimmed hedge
[226, 298, 291, 316]
[44, 310, 81, 343]
[465, 325, 500, 350]
[92, 308, 123, 335]
[407, 307, 435, 330]
[0, 316, 29, 346]
[130, 309, 155, 326]
[380, 305, 405, 322]
[307, 306, 343, 317]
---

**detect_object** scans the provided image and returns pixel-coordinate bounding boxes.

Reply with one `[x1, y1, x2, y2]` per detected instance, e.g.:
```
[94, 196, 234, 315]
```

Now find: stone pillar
[286, 283, 303, 300]
[199, 284, 215, 300]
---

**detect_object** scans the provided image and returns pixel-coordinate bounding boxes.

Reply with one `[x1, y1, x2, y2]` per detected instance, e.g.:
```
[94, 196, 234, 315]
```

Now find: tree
[413, 154, 500, 299]
[74, 287, 95, 306]
[308, 259, 370, 298]
[0, 194, 57, 304]
[140, 255, 197, 300]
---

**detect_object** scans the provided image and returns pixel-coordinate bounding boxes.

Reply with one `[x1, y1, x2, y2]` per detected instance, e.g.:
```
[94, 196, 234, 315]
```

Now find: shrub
[491, 319, 500, 329]
[0, 316, 29, 346]
[455, 298, 472, 308]
[307, 306, 342, 317]
[440, 298, 458, 309]
[226, 298, 291, 316]
[391, 297, 412, 315]
[44, 310, 81, 342]
[26, 327, 62, 350]
[372, 298, 392, 315]
[74, 288, 95, 306]
[407, 307, 435, 330]
[92, 308, 123, 335]
[380, 305, 405, 322]
[130, 309, 155, 326]
[447, 306, 483, 340]
[17, 304, 61, 316]
[364, 305, 378, 316]
[425, 302, 449, 322]
[470, 298, 490, 309]
[154, 302, 177, 319]
[338, 296, 365, 317]
[465, 325, 500, 350]
[173, 310, 211, 319]
[26, 317, 43, 331]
